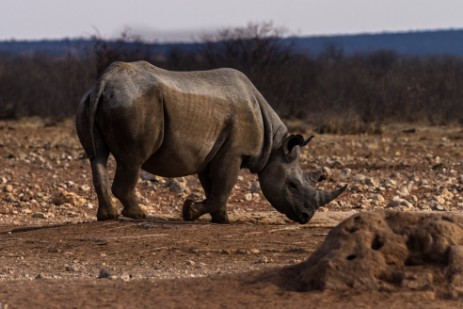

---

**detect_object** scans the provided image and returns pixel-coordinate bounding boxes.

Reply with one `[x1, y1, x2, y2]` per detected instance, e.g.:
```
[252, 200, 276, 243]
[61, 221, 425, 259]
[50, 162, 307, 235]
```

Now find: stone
[353, 174, 366, 182]
[32, 212, 47, 219]
[364, 177, 379, 188]
[186, 260, 195, 266]
[140, 170, 158, 182]
[244, 193, 253, 201]
[168, 179, 189, 194]
[98, 268, 112, 279]
[340, 168, 351, 179]
[383, 179, 397, 189]
[370, 194, 385, 205]
[249, 182, 260, 193]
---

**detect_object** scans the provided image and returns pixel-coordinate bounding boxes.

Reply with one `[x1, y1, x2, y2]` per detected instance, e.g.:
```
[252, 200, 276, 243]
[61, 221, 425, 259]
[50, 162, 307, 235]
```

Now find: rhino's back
[99, 61, 266, 176]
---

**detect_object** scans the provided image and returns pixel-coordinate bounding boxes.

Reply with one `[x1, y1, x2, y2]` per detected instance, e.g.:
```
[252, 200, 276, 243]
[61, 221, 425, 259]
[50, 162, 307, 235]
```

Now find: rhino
[76, 61, 346, 224]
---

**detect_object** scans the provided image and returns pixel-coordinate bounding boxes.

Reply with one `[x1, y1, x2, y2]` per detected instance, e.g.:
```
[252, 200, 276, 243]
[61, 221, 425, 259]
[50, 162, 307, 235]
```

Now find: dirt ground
[0, 118, 462, 308]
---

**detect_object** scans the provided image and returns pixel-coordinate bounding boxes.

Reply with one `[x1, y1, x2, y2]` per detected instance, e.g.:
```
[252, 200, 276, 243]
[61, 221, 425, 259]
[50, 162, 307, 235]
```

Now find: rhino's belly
[140, 142, 214, 177]
[141, 156, 199, 177]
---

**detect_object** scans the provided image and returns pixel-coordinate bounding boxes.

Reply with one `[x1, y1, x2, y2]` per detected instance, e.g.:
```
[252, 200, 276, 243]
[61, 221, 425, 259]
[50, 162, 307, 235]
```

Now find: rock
[353, 174, 366, 182]
[257, 256, 270, 263]
[3, 184, 13, 193]
[340, 168, 351, 179]
[369, 194, 385, 207]
[65, 265, 78, 272]
[79, 184, 90, 192]
[430, 200, 445, 211]
[51, 190, 86, 207]
[295, 211, 463, 298]
[439, 188, 454, 201]
[98, 268, 112, 279]
[244, 193, 253, 201]
[321, 167, 332, 178]
[168, 179, 189, 194]
[32, 212, 47, 219]
[364, 177, 379, 188]
[386, 197, 413, 210]
[186, 260, 195, 266]
[249, 182, 260, 193]
[383, 179, 397, 189]
[140, 170, 158, 182]
[398, 186, 410, 197]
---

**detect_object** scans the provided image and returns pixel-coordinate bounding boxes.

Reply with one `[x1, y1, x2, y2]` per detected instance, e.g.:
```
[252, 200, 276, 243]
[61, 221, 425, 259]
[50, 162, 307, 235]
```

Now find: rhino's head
[258, 134, 347, 224]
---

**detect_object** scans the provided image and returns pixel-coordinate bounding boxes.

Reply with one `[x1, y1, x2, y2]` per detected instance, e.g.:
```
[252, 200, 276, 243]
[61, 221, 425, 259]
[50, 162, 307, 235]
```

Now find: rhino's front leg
[182, 158, 240, 224]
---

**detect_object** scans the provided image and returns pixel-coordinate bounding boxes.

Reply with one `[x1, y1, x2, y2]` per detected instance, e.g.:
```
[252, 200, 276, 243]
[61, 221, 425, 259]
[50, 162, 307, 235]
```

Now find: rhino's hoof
[97, 208, 120, 221]
[121, 207, 146, 219]
[211, 211, 230, 224]
[182, 199, 197, 221]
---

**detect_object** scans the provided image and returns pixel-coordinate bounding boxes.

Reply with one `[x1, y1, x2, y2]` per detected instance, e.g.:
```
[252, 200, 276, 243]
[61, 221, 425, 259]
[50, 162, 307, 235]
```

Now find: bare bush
[1, 23, 463, 130]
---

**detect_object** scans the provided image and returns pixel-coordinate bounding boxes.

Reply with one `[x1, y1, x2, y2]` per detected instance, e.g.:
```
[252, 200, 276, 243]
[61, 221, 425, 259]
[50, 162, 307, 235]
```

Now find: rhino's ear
[283, 134, 305, 162]
[302, 135, 314, 147]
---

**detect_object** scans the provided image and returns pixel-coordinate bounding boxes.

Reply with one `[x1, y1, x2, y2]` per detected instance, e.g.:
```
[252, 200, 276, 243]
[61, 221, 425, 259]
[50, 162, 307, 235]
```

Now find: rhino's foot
[97, 207, 120, 221]
[121, 206, 146, 219]
[210, 211, 230, 224]
[182, 199, 207, 221]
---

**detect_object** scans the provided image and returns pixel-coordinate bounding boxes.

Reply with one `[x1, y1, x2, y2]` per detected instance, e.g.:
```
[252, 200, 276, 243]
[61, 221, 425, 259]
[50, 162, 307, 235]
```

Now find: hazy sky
[2, 0, 463, 41]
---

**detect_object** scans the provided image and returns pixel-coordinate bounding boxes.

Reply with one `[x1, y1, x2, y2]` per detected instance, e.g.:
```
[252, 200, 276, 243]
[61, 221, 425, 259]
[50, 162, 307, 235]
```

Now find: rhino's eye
[287, 181, 299, 192]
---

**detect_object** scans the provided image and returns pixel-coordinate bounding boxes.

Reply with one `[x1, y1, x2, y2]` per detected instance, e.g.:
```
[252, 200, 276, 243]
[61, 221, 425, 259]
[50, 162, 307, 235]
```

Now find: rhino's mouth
[285, 208, 314, 224]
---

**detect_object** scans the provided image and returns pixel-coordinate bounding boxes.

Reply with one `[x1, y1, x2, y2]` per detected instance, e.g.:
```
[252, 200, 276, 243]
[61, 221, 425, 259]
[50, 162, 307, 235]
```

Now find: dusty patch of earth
[0, 118, 462, 308]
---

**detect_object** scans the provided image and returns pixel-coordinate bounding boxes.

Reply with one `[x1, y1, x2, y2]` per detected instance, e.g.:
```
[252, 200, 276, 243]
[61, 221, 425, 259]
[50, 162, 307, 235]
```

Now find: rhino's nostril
[300, 212, 310, 224]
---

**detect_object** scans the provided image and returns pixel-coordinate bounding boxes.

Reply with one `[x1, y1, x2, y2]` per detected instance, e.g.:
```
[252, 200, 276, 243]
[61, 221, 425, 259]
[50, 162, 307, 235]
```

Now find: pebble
[353, 174, 366, 182]
[186, 260, 195, 266]
[321, 166, 332, 177]
[244, 193, 253, 201]
[3, 184, 13, 193]
[168, 179, 189, 194]
[32, 212, 47, 219]
[340, 168, 352, 179]
[98, 268, 112, 279]
[257, 256, 270, 263]
[365, 177, 379, 188]
[386, 197, 413, 210]
[383, 179, 398, 189]
[249, 182, 260, 193]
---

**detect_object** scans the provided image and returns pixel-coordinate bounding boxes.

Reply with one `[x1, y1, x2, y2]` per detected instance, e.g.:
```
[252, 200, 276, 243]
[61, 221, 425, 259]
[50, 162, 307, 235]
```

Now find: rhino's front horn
[317, 185, 348, 206]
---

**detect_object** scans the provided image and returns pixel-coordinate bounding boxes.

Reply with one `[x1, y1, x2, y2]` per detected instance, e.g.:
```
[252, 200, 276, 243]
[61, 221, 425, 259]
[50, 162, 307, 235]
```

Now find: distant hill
[289, 29, 463, 56]
[1, 29, 463, 57]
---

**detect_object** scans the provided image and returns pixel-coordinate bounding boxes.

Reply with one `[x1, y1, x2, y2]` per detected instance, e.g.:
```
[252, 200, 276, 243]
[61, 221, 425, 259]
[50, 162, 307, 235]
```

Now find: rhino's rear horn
[317, 185, 348, 206]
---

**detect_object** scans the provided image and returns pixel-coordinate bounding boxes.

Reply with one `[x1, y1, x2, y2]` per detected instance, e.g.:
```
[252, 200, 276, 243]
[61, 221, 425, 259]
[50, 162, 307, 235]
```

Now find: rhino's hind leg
[182, 171, 210, 221]
[91, 133, 119, 221]
[182, 199, 208, 221]
[112, 163, 146, 219]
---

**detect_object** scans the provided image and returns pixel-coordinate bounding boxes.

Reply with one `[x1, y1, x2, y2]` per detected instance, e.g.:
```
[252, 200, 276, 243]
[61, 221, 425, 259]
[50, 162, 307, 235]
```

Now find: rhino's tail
[75, 78, 106, 160]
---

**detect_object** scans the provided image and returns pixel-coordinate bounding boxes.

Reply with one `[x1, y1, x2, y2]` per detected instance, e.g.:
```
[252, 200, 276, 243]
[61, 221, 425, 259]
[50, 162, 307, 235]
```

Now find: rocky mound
[295, 211, 463, 298]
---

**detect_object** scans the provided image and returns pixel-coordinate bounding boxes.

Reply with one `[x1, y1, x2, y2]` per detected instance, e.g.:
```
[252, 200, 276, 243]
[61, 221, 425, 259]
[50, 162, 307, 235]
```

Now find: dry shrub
[1, 23, 463, 129]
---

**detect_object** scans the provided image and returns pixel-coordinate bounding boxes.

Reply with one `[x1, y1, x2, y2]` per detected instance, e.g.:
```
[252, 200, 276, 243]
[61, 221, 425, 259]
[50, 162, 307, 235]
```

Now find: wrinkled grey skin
[76, 61, 346, 224]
